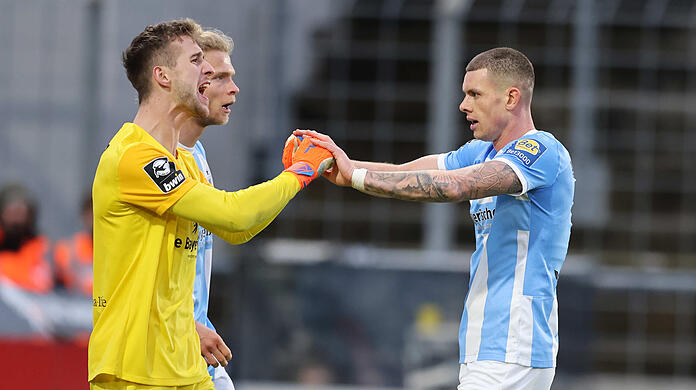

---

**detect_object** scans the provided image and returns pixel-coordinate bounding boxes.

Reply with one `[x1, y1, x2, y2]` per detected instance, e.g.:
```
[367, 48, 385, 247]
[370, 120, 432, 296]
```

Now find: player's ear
[505, 87, 521, 111]
[153, 66, 171, 89]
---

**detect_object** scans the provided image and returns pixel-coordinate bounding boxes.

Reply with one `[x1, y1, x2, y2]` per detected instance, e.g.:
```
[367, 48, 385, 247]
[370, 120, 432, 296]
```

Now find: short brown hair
[122, 18, 203, 103]
[466, 47, 535, 102]
[197, 29, 234, 53]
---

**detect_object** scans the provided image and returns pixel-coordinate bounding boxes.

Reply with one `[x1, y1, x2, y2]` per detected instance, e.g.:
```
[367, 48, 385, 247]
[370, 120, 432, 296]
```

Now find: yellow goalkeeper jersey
[89, 122, 208, 386]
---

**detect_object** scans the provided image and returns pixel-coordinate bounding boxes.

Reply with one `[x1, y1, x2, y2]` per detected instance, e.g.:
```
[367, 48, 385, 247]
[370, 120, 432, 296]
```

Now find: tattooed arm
[361, 160, 522, 202]
[299, 131, 522, 202]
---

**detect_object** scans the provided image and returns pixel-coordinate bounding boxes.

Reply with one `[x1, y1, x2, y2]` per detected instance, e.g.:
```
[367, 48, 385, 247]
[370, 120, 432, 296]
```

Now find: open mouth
[198, 81, 210, 100]
[221, 100, 234, 113]
[468, 118, 479, 130]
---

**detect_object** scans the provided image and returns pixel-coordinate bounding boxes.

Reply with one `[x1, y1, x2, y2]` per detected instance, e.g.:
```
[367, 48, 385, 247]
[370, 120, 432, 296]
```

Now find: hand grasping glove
[293, 129, 356, 187]
[283, 136, 334, 188]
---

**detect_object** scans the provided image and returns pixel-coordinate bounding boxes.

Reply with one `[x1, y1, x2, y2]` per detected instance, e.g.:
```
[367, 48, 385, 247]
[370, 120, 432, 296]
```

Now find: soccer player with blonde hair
[89, 19, 332, 390]
[178, 28, 238, 389]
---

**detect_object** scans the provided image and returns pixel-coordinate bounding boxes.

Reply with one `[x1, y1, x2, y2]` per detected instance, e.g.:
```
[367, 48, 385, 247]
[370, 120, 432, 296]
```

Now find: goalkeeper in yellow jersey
[88, 19, 332, 390]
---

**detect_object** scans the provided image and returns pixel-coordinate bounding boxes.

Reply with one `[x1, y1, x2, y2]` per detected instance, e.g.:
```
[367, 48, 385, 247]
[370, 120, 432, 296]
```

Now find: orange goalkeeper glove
[281, 134, 302, 169]
[284, 137, 334, 188]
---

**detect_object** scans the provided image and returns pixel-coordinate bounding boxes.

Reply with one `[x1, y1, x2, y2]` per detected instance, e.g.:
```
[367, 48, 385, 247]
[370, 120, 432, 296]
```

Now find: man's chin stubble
[195, 116, 226, 127]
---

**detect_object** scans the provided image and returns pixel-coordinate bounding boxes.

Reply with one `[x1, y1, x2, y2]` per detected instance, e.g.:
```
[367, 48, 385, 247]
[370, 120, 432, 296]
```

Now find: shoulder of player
[110, 141, 182, 183]
[109, 124, 171, 158]
[511, 130, 567, 153]
[458, 138, 490, 152]
[99, 124, 135, 159]
[524, 129, 564, 145]
[118, 140, 172, 161]
[465, 138, 486, 146]
[532, 131, 572, 164]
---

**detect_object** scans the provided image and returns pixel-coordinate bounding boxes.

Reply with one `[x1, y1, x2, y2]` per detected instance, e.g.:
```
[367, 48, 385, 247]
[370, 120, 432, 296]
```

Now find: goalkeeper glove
[284, 137, 334, 188]
[281, 134, 302, 169]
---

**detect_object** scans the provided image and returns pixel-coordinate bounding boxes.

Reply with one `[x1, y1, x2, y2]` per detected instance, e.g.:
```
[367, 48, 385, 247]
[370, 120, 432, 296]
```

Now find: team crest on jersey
[503, 138, 547, 167]
[143, 157, 187, 193]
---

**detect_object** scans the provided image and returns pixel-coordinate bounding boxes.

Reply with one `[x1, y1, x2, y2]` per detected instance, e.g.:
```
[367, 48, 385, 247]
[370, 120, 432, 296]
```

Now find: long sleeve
[169, 172, 300, 239]
[203, 209, 282, 245]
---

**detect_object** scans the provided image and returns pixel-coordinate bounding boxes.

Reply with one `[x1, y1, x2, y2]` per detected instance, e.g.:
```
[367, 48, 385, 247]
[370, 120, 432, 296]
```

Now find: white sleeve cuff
[437, 153, 448, 170]
[493, 157, 528, 196]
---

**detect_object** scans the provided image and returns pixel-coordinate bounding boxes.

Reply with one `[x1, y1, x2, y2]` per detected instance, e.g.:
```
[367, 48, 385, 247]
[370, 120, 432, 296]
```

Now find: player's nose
[459, 98, 469, 113]
[202, 59, 214, 77]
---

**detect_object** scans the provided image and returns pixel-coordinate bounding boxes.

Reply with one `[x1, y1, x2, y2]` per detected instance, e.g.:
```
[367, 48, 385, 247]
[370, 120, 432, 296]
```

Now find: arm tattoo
[362, 160, 522, 202]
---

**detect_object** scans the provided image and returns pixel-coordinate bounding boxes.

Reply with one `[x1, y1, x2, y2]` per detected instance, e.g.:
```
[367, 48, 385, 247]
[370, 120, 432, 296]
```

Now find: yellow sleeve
[204, 212, 281, 245]
[118, 143, 196, 215]
[169, 172, 301, 240]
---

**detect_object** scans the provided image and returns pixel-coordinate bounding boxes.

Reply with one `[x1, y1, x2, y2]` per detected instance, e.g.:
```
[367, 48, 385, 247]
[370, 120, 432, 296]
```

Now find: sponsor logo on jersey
[171, 221, 199, 254]
[152, 158, 171, 177]
[503, 138, 547, 167]
[515, 139, 541, 155]
[93, 296, 108, 308]
[143, 157, 187, 193]
[174, 236, 199, 252]
[471, 207, 495, 223]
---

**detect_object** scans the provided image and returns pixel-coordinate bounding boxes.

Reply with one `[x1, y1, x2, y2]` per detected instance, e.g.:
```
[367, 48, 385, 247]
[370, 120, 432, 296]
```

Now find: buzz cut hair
[466, 47, 535, 102]
[122, 18, 204, 104]
[197, 28, 234, 54]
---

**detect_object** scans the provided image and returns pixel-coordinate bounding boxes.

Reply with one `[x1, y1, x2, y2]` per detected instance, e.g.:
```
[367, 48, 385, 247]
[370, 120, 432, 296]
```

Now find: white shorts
[212, 365, 235, 390]
[457, 361, 555, 390]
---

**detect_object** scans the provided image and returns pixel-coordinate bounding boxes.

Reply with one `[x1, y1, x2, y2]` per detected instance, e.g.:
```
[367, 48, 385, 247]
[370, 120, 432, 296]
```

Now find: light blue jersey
[179, 141, 216, 378]
[437, 130, 574, 368]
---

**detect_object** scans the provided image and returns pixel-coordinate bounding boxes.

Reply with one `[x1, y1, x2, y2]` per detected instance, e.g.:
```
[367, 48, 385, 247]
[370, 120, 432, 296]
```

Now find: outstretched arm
[204, 209, 282, 245]
[358, 160, 522, 202]
[169, 137, 333, 244]
[353, 155, 440, 172]
[293, 129, 439, 186]
[295, 130, 521, 202]
[170, 172, 300, 239]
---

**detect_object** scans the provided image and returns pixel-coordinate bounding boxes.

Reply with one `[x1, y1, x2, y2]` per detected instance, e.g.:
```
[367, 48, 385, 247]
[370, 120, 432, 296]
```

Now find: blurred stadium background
[1, 0, 695, 389]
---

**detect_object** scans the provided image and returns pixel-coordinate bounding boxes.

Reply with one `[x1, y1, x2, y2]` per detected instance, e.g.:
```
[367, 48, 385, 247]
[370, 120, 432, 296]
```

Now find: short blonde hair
[197, 29, 234, 53]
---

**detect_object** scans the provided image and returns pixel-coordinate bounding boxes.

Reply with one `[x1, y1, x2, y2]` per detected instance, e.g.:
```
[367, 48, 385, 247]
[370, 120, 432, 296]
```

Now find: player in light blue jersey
[180, 29, 239, 390]
[297, 47, 574, 390]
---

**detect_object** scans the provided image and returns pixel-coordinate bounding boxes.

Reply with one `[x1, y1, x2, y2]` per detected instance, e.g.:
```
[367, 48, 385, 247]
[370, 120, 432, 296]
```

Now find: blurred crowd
[0, 182, 93, 297]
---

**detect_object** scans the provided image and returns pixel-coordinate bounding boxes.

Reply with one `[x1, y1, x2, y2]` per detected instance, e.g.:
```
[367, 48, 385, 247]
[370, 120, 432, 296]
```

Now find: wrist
[351, 168, 367, 191]
[284, 162, 317, 189]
